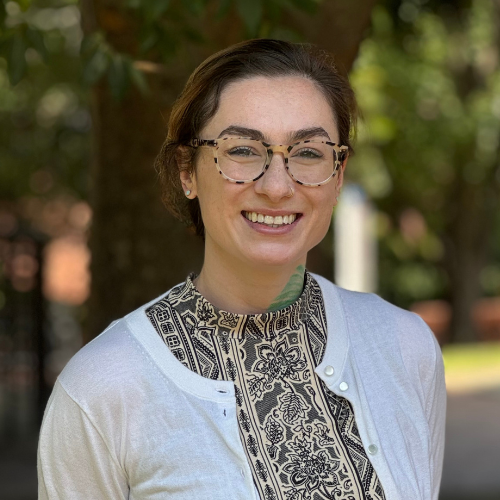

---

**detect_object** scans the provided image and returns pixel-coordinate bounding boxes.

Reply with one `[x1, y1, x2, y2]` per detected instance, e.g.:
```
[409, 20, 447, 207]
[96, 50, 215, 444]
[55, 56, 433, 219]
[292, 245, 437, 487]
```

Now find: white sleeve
[37, 380, 129, 499]
[426, 333, 447, 500]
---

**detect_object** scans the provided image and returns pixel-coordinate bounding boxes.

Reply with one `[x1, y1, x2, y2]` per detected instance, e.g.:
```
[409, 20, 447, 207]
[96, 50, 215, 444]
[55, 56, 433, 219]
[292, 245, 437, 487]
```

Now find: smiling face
[180, 76, 346, 270]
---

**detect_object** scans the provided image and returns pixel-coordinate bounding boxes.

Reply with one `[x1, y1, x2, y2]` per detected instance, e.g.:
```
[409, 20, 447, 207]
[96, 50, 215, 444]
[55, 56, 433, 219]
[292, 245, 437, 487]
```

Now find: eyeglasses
[190, 137, 349, 187]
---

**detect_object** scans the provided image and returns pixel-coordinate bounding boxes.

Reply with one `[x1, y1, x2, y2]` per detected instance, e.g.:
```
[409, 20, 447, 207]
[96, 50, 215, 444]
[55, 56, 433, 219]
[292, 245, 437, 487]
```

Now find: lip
[242, 209, 301, 217]
[241, 212, 302, 235]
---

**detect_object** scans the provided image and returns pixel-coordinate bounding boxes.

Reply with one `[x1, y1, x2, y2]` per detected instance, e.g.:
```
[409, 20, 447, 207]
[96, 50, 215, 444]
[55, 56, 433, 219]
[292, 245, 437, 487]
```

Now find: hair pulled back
[154, 39, 357, 238]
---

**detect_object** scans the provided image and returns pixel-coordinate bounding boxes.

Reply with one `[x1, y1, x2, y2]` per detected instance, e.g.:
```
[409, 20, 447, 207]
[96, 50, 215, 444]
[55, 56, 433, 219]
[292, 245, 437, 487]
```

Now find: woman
[38, 39, 446, 500]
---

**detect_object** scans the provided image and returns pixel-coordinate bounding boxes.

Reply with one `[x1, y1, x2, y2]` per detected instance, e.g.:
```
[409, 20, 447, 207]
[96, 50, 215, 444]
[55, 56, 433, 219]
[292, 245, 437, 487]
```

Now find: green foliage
[0, 0, 89, 201]
[350, 1, 500, 306]
[236, 0, 262, 37]
[0, 0, 321, 106]
[0, 0, 320, 203]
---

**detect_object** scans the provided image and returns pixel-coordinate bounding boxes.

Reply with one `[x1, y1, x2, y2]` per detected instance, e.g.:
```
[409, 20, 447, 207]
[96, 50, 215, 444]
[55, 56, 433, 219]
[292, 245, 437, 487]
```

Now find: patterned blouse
[145, 271, 385, 500]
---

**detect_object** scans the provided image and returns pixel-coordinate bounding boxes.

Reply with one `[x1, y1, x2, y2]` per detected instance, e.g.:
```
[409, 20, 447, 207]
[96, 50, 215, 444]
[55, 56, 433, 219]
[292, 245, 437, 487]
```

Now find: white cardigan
[38, 274, 446, 500]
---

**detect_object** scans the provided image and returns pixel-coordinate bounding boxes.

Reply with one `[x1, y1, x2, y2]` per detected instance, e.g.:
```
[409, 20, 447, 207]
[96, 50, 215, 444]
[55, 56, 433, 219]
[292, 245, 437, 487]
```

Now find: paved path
[440, 387, 500, 500]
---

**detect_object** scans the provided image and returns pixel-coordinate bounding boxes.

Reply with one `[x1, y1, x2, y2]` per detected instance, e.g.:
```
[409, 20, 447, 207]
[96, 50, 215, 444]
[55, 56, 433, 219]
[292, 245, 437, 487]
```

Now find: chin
[241, 246, 305, 269]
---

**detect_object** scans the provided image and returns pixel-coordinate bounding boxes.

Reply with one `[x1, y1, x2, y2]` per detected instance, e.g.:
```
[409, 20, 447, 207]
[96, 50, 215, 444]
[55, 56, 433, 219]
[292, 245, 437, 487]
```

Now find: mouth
[242, 211, 301, 228]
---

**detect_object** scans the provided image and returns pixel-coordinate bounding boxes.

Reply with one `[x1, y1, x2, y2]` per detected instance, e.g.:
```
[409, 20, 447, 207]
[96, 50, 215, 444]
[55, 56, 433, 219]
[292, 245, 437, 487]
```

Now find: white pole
[334, 184, 377, 293]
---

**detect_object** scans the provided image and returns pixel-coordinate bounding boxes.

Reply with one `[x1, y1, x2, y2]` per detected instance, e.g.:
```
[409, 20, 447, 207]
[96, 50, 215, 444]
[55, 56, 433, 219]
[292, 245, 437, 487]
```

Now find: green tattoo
[267, 265, 306, 312]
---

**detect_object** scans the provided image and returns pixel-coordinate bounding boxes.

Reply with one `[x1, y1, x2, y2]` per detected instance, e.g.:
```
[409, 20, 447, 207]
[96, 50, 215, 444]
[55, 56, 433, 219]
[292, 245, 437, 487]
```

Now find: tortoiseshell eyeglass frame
[189, 137, 349, 187]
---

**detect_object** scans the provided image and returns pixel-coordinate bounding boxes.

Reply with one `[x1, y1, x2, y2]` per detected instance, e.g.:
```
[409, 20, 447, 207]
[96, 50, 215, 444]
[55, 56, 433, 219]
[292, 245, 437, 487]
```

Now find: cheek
[310, 193, 336, 238]
[196, 171, 240, 231]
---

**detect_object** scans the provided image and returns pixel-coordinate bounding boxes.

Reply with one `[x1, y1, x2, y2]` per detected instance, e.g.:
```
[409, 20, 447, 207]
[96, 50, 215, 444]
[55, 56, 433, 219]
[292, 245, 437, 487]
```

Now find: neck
[194, 241, 307, 315]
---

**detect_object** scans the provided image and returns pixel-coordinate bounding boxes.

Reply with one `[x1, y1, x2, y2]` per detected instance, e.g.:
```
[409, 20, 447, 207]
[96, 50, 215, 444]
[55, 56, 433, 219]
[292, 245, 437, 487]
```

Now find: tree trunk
[83, 0, 378, 342]
[446, 176, 497, 343]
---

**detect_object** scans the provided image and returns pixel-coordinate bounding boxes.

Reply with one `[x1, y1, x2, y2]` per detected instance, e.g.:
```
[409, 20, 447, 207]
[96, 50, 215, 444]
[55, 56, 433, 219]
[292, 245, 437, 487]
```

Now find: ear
[177, 146, 197, 198]
[180, 169, 197, 199]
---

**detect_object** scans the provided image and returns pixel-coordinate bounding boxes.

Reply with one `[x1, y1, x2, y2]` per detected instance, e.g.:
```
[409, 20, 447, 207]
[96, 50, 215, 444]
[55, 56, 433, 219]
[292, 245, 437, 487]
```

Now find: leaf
[247, 375, 263, 399]
[235, 0, 262, 37]
[143, 0, 171, 22]
[127, 60, 149, 96]
[264, 485, 278, 500]
[238, 409, 251, 432]
[107, 54, 130, 101]
[234, 385, 243, 406]
[26, 27, 47, 61]
[80, 33, 103, 57]
[246, 434, 258, 457]
[278, 392, 307, 424]
[82, 49, 110, 85]
[216, 0, 232, 20]
[8, 33, 27, 85]
[255, 460, 268, 481]
[139, 28, 158, 54]
[180, 0, 205, 16]
[225, 358, 237, 381]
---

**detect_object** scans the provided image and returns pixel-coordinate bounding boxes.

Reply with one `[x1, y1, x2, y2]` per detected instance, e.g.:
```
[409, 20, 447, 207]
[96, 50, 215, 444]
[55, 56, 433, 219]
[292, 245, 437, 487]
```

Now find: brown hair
[154, 39, 357, 238]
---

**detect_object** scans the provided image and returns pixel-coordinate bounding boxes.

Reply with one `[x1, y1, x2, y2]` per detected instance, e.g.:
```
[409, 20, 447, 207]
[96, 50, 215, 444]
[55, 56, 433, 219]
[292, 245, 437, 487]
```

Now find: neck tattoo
[267, 265, 306, 312]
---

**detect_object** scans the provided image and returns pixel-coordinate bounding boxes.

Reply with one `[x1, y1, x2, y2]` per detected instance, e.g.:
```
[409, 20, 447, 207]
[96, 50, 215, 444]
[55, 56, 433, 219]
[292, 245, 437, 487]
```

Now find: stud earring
[185, 190, 191, 196]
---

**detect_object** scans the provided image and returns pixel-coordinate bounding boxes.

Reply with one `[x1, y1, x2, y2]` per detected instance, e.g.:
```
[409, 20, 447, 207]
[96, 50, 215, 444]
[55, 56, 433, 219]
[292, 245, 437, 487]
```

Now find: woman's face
[181, 76, 346, 269]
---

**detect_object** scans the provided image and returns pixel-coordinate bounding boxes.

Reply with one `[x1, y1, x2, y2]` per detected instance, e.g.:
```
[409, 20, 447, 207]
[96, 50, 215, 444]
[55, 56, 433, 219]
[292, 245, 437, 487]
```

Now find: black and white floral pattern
[146, 272, 385, 500]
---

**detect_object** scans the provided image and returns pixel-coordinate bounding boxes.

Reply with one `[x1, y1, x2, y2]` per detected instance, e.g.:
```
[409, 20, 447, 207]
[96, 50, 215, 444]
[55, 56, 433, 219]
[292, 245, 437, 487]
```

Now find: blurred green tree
[349, 0, 500, 341]
[0, 0, 89, 201]
[1, 0, 378, 341]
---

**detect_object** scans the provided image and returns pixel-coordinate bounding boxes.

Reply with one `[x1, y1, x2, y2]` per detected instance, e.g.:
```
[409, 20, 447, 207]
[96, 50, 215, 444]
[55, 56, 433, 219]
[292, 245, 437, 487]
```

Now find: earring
[185, 190, 191, 196]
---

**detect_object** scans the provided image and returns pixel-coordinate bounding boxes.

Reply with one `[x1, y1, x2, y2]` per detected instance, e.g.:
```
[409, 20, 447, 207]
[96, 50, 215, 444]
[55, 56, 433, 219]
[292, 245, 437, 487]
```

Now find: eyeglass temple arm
[190, 139, 217, 147]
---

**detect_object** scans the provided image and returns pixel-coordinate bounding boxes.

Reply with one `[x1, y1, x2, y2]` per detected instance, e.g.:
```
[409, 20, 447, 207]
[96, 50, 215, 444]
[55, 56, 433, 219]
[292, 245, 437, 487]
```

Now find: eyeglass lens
[217, 138, 337, 184]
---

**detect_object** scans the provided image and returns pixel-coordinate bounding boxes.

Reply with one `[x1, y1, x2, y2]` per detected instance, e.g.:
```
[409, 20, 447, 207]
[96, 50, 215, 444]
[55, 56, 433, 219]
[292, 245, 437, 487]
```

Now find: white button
[240, 468, 245, 478]
[339, 382, 349, 391]
[324, 365, 335, 376]
[368, 444, 378, 455]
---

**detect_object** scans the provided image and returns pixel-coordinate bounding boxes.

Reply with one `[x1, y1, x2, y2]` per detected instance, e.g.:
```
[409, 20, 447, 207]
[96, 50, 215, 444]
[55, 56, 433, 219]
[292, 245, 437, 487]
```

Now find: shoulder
[56, 319, 144, 406]
[57, 281, 188, 409]
[311, 272, 422, 328]
[311, 273, 439, 372]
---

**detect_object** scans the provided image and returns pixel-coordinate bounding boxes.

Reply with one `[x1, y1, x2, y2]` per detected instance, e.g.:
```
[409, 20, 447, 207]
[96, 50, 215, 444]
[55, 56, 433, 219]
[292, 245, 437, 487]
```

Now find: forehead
[200, 76, 338, 142]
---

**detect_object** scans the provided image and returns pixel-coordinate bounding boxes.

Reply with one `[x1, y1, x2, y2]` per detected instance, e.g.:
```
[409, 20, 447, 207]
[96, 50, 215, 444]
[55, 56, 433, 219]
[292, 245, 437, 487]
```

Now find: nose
[254, 152, 294, 202]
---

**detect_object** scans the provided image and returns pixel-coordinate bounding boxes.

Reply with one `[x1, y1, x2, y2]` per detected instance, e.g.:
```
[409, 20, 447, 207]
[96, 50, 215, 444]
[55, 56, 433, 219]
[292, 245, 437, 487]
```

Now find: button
[240, 468, 245, 478]
[324, 365, 335, 376]
[339, 382, 348, 391]
[368, 444, 378, 455]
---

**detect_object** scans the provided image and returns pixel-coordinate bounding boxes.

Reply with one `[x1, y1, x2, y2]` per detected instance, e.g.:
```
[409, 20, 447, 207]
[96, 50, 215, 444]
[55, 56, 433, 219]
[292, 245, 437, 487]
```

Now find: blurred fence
[0, 223, 49, 442]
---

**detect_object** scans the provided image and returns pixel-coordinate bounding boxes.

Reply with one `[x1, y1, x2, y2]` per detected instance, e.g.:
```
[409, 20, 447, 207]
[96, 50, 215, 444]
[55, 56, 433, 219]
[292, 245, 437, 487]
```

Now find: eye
[293, 147, 324, 159]
[226, 146, 260, 157]
[226, 146, 257, 156]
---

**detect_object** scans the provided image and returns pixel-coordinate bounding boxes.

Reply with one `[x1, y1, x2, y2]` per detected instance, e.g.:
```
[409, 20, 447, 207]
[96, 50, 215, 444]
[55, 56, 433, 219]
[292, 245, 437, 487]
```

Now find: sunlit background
[1, 0, 499, 499]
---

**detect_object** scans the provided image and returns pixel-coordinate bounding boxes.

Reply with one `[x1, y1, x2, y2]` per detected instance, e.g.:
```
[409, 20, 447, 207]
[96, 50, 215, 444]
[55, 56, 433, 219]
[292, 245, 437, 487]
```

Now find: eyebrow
[217, 125, 331, 143]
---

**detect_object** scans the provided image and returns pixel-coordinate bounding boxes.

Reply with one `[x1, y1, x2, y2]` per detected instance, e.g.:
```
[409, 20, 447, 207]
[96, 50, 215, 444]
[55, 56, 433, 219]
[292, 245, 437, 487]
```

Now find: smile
[243, 211, 298, 227]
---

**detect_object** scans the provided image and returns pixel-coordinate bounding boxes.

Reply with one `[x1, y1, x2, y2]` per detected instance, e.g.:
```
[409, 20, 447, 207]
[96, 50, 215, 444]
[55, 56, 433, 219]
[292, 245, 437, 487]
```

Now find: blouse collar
[173, 271, 319, 340]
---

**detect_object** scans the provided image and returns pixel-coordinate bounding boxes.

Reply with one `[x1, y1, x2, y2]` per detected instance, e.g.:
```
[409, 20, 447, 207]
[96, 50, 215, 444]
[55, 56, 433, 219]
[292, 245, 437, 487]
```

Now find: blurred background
[0, 0, 499, 498]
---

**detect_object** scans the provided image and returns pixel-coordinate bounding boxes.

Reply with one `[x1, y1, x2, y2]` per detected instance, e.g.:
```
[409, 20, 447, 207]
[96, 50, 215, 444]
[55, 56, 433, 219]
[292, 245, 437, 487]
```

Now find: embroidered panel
[145, 272, 385, 500]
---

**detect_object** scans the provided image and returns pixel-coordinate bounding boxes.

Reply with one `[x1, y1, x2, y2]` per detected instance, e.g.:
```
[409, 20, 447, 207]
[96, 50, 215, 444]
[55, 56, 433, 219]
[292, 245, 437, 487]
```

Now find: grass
[442, 342, 500, 394]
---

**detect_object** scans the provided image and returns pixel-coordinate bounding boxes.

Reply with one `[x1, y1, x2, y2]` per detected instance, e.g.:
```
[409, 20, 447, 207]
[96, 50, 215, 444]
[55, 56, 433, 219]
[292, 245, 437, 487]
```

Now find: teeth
[244, 212, 297, 226]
